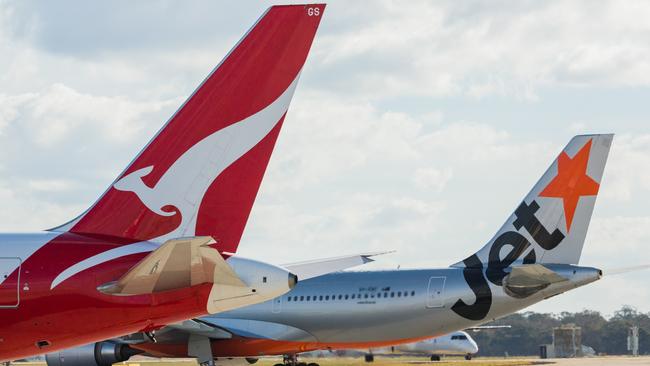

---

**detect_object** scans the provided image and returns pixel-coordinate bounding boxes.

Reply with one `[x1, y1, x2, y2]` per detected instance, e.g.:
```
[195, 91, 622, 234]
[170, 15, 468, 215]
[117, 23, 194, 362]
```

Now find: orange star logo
[539, 139, 599, 232]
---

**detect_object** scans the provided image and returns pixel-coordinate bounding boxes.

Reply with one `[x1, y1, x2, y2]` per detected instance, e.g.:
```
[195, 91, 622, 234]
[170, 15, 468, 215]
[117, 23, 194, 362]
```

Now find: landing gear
[465, 354, 472, 360]
[279, 354, 318, 366]
[364, 353, 374, 362]
[188, 334, 215, 366]
[430, 355, 441, 361]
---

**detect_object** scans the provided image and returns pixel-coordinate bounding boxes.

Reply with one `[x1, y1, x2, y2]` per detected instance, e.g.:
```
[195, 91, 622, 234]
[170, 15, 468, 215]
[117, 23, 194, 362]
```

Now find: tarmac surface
[547, 357, 650, 365]
[133, 356, 650, 366]
[13, 356, 650, 366]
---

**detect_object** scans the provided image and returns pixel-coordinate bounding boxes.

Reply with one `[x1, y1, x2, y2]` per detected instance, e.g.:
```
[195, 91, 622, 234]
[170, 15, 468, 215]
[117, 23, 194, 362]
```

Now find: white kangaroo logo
[113, 75, 301, 242]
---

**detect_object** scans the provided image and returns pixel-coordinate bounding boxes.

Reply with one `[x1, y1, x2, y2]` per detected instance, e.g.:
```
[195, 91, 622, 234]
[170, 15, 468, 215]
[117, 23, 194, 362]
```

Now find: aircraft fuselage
[133, 265, 601, 358]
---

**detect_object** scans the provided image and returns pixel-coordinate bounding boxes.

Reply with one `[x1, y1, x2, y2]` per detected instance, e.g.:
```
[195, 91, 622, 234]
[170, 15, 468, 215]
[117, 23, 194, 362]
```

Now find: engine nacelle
[45, 342, 140, 366]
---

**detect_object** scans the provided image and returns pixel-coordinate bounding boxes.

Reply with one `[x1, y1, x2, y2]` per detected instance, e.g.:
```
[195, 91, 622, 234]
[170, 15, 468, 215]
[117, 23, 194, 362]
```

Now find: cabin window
[384, 292, 388, 298]
[390, 292, 395, 298]
[319, 295, 323, 301]
[411, 291, 415, 296]
[287, 297, 291, 302]
[300, 296, 304, 301]
[397, 292, 402, 297]
[345, 294, 349, 300]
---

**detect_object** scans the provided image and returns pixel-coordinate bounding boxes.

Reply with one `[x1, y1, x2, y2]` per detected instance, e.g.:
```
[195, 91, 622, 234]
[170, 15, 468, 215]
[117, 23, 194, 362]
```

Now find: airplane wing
[166, 319, 234, 339]
[466, 325, 512, 332]
[282, 251, 393, 280]
[97, 236, 247, 295]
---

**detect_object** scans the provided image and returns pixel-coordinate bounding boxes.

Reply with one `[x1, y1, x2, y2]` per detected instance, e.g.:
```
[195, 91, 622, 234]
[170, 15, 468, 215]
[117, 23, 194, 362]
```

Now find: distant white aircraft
[365, 330, 479, 361]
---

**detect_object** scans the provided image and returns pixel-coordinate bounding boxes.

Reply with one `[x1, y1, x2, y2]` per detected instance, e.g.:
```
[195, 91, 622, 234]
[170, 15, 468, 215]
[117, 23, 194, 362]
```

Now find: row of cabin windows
[451, 334, 468, 340]
[286, 290, 416, 302]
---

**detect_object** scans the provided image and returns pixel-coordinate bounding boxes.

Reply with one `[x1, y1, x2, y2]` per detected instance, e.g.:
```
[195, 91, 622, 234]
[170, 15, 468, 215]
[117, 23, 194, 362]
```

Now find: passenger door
[426, 276, 446, 308]
[271, 295, 282, 313]
[0, 257, 21, 308]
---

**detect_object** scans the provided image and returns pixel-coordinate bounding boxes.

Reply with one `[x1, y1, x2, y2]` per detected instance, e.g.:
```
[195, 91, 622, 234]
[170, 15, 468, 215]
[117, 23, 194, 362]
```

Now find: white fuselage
[206, 265, 600, 347]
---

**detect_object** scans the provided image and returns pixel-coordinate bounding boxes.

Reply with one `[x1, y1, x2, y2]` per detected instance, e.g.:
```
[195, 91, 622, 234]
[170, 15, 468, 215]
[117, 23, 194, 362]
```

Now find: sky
[0, 0, 649, 316]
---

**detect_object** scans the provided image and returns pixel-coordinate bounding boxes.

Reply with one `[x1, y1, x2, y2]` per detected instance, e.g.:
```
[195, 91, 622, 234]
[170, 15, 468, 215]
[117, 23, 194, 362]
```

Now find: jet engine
[45, 342, 141, 366]
[214, 357, 259, 365]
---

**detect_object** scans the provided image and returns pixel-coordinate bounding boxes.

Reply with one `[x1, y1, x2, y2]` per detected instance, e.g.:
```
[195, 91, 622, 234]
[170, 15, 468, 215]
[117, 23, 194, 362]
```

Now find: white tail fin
[454, 134, 613, 269]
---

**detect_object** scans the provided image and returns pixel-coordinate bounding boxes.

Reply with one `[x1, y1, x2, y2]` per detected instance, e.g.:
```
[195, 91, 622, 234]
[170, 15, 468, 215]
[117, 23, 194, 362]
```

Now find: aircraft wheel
[364, 354, 374, 362]
[465, 354, 472, 360]
[430, 355, 441, 361]
[274, 364, 284, 366]
[297, 363, 307, 366]
[307, 363, 320, 366]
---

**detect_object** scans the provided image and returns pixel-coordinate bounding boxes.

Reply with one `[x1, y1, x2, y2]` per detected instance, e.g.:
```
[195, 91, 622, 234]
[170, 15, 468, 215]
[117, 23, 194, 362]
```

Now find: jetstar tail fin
[50, 4, 326, 253]
[453, 134, 613, 268]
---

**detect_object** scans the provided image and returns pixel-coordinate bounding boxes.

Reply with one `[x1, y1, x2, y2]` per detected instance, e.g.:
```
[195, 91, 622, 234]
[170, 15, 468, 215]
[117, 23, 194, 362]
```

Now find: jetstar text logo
[451, 139, 599, 321]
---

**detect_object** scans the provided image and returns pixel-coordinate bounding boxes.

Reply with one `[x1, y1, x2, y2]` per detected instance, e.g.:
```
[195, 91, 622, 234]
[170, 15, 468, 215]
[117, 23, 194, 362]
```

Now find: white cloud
[413, 168, 453, 192]
[599, 134, 650, 202]
[311, 0, 650, 99]
[0, 181, 85, 231]
[0, 83, 180, 146]
[27, 179, 77, 192]
[584, 216, 650, 265]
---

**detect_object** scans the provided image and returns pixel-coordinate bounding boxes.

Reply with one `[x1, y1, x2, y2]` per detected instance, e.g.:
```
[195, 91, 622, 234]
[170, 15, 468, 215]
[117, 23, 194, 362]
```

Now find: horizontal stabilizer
[506, 264, 568, 287]
[98, 236, 246, 295]
[501, 263, 569, 298]
[282, 251, 393, 280]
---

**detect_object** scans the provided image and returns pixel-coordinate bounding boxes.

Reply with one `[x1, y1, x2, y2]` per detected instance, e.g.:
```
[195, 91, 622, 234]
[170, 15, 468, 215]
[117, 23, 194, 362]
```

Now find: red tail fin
[53, 4, 326, 253]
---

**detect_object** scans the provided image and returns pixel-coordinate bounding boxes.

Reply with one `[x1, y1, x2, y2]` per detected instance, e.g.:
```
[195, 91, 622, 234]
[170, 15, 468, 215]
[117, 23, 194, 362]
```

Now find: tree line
[472, 306, 650, 356]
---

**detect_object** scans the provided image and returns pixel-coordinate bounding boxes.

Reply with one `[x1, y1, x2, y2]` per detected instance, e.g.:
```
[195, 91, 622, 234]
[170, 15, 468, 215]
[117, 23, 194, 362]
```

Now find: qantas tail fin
[453, 134, 613, 268]
[51, 4, 326, 253]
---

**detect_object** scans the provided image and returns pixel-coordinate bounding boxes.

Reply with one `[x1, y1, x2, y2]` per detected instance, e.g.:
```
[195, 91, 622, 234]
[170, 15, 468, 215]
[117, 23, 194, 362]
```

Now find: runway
[547, 357, 650, 365]
[12, 356, 650, 366]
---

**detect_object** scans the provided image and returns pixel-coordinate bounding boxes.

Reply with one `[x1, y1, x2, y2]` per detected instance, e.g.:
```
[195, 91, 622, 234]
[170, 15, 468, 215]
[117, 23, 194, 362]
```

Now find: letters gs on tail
[451, 200, 564, 321]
